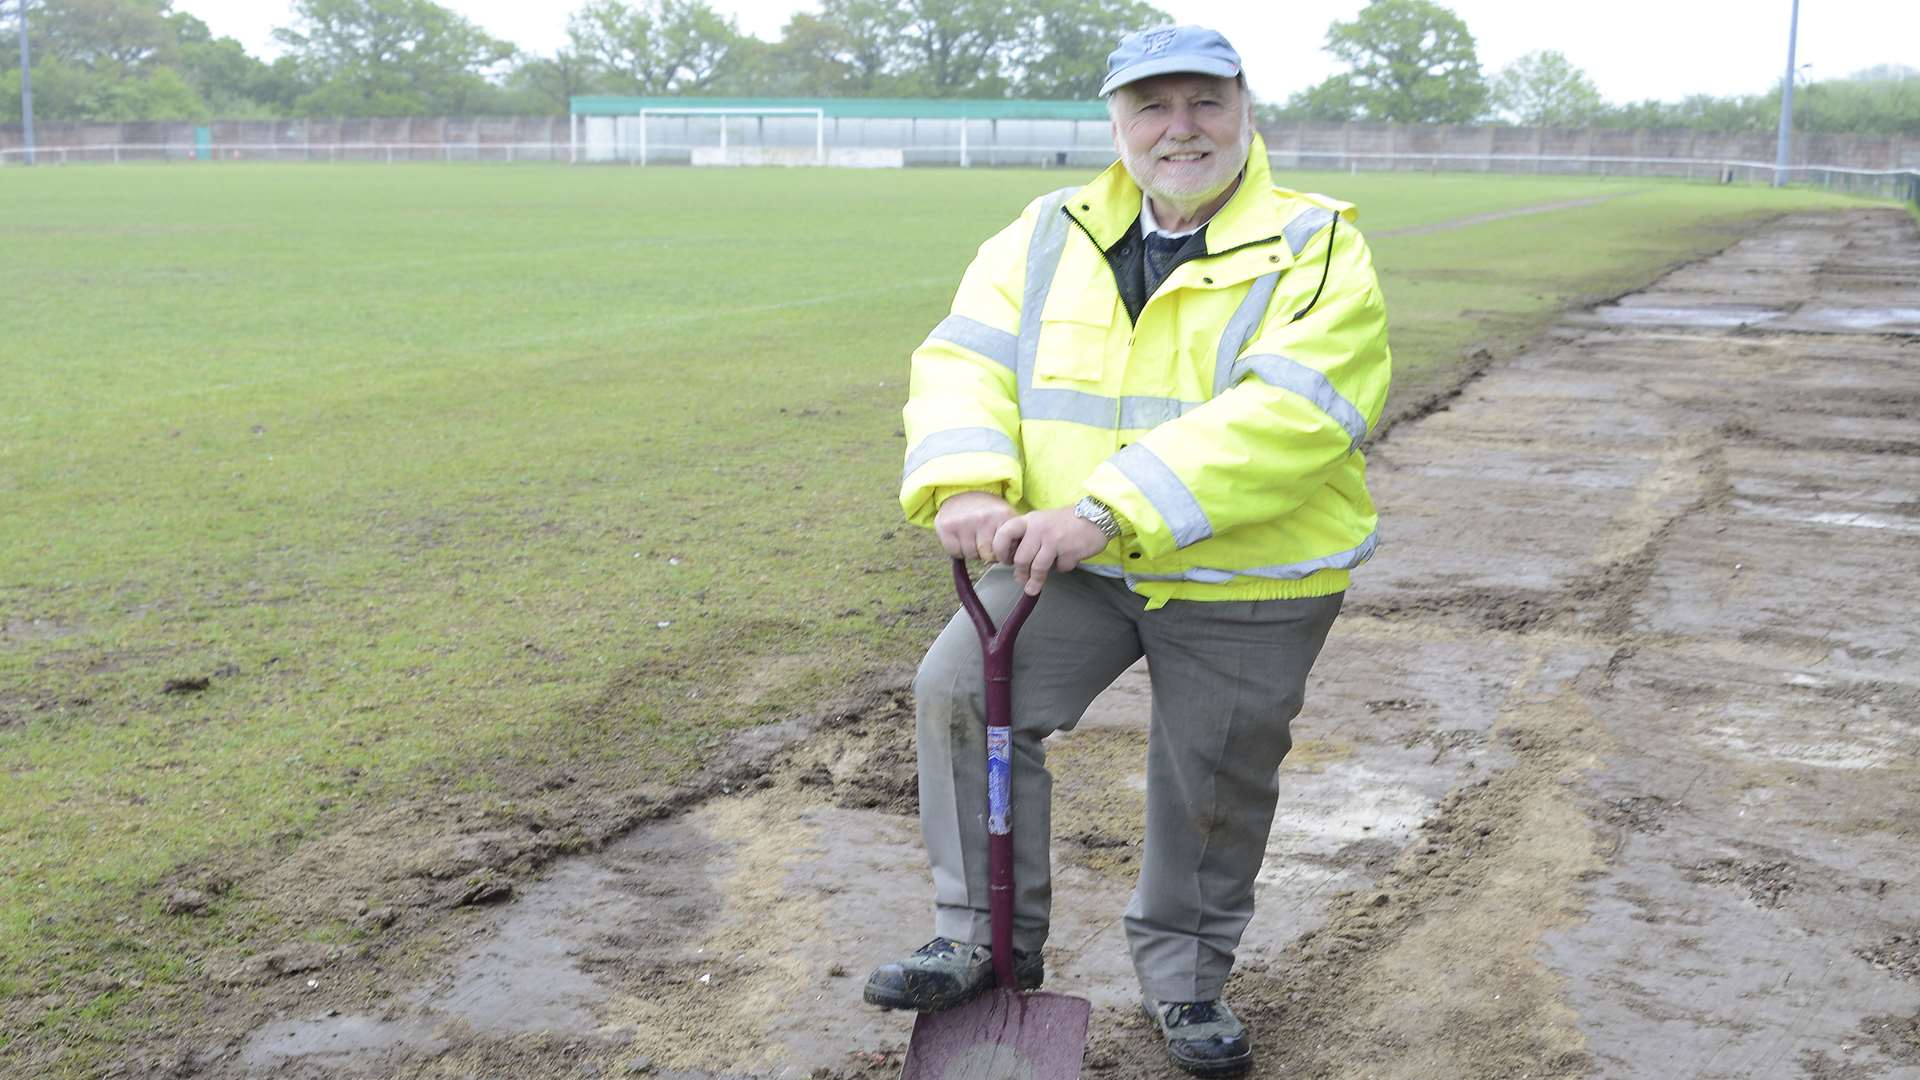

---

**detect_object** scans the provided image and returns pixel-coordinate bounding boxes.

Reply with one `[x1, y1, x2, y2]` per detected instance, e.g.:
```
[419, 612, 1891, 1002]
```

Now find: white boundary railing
[2, 140, 1915, 200]
[1262, 151, 1920, 199]
[0, 141, 571, 164]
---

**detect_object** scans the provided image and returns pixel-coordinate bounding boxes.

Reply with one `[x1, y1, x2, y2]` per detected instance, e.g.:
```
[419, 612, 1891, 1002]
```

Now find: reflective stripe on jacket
[900, 134, 1392, 608]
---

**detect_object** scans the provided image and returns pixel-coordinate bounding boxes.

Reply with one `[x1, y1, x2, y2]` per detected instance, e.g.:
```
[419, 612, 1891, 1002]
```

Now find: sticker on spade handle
[987, 727, 1011, 835]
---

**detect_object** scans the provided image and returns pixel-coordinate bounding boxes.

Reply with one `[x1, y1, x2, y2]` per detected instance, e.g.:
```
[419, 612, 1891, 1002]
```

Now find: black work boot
[1141, 995, 1253, 1077]
[862, 937, 1043, 1012]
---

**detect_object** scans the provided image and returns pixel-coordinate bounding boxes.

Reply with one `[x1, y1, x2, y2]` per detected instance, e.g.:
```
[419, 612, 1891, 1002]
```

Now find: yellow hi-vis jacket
[900, 135, 1391, 608]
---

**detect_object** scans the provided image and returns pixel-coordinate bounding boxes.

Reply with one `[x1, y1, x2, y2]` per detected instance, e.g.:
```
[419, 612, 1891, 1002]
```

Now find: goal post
[633, 106, 826, 166]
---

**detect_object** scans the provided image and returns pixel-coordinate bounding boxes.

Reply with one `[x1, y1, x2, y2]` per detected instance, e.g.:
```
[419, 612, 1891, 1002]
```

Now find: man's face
[1109, 73, 1252, 207]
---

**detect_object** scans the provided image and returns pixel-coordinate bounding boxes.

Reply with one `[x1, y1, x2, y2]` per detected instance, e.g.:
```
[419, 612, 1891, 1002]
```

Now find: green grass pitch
[0, 162, 1866, 1069]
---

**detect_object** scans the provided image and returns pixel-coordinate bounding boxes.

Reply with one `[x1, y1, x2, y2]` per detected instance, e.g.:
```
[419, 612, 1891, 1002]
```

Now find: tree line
[1270, 1, 1920, 137]
[3, 0, 1916, 136]
[0, 0, 1169, 121]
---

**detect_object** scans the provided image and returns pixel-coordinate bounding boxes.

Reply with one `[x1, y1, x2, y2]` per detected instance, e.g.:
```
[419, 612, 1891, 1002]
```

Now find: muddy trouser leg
[1124, 592, 1344, 1002]
[918, 564, 1145, 953]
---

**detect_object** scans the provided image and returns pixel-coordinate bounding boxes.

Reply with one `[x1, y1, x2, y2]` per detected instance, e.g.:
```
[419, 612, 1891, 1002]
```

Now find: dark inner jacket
[1103, 214, 1212, 324]
[1096, 208, 1339, 328]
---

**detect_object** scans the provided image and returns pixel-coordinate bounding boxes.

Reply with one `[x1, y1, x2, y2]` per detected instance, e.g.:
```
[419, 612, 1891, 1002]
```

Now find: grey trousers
[915, 563, 1342, 1002]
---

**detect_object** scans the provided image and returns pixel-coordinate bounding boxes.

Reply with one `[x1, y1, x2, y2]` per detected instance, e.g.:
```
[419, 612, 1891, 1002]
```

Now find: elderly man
[865, 25, 1391, 1076]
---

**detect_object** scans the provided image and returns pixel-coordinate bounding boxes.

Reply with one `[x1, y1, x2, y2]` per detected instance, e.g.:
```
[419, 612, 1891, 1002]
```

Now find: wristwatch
[1073, 496, 1125, 541]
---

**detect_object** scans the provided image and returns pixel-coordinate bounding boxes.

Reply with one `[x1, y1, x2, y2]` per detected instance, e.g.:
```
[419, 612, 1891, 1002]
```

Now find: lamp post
[11, 0, 31, 166]
[1772, 0, 1800, 187]
[1796, 64, 1813, 134]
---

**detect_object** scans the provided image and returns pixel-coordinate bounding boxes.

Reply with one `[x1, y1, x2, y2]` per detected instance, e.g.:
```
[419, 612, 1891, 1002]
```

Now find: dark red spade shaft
[951, 557, 1039, 989]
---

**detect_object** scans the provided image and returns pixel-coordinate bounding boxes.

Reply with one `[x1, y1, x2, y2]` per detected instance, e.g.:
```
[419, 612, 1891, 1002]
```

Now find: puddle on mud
[1592, 301, 1920, 336]
[241, 1015, 448, 1070]
[1258, 760, 1434, 891]
[242, 825, 715, 1072]
[1801, 510, 1920, 532]
[1703, 706, 1907, 770]
[1732, 499, 1920, 534]
[1592, 304, 1785, 328]
[1788, 306, 1920, 333]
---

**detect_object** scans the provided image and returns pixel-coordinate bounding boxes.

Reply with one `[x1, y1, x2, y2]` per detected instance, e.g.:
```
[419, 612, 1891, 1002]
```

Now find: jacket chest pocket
[1033, 290, 1123, 385]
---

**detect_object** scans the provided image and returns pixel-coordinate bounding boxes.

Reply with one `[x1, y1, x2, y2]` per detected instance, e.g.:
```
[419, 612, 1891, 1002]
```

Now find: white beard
[1119, 119, 1253, 213]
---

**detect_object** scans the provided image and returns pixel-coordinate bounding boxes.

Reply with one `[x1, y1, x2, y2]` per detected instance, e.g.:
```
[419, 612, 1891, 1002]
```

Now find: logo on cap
[1142, 29, 1177, 55]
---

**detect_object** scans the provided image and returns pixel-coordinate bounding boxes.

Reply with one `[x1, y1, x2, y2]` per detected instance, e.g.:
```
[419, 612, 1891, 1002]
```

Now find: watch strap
[1074, 496, 1124, 541]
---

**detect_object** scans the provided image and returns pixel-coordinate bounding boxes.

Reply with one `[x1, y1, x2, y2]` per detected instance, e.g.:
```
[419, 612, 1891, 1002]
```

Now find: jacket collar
[1066, 133, 1286, 258]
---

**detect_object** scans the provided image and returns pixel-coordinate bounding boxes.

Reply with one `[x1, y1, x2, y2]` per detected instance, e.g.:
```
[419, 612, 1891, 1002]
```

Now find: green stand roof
[569, 96, 1108, 121]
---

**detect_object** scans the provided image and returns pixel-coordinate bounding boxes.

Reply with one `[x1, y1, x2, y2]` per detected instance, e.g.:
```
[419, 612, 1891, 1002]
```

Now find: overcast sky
[169, 0, 1915, 105]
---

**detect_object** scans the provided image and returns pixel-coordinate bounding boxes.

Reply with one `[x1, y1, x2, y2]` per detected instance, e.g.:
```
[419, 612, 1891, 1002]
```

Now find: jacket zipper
[1059, 205, 1289, 336]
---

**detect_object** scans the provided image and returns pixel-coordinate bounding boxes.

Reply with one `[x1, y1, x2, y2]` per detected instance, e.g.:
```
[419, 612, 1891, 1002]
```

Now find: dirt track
[194, 207, 1919, 1079]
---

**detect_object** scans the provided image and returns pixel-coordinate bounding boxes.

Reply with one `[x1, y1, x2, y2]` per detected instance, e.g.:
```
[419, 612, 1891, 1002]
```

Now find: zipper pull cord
[1290, 215, 1338, 323]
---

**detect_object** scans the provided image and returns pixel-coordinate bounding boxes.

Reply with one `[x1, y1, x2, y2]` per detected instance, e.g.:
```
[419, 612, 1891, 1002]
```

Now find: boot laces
[914, 937, 964, 958]
[1164, 1000, 1222, 1027]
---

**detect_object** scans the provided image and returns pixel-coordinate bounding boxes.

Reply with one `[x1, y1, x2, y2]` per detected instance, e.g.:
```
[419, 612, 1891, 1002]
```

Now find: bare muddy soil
[110, 208, 1920, 1079]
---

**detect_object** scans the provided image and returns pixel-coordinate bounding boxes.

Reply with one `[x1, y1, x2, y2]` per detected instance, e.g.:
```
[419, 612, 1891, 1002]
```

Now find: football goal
[622, 106, 826, 166]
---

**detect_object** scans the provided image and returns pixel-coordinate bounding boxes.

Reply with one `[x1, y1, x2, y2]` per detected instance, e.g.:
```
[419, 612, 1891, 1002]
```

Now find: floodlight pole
[15, 0, 34, 165]
[1772, 0, 1800, 187]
